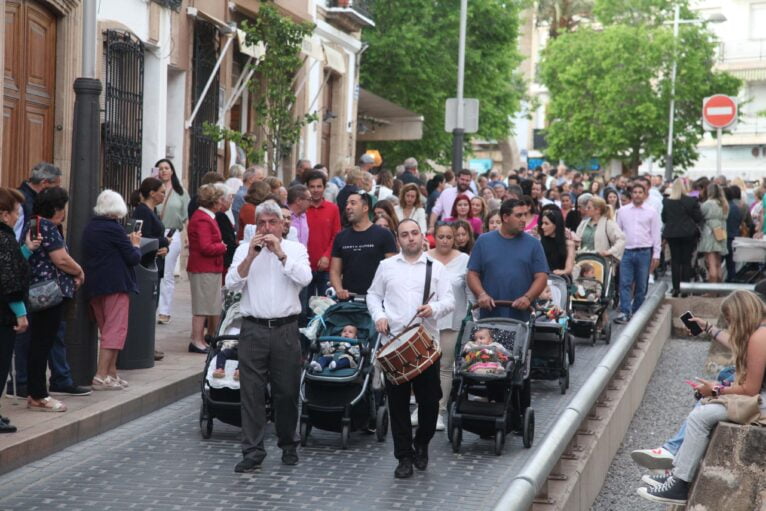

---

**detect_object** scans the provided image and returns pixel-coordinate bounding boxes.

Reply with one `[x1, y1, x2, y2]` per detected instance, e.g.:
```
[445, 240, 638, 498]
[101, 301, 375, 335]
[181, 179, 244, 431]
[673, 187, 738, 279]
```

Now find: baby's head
[340, 324, 358, 339]
[539, 285, 552, 302]
[579, 262, 595, 279]
[473, 328, 494, 346]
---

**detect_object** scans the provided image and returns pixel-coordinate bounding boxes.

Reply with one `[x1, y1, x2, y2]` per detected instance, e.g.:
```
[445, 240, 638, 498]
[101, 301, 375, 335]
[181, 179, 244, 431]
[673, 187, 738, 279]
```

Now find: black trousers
[667, 236, 696, 293]
[385, 359, 441, 460]
[28, 303, 64, 400]
[0, 325, 15, 401]
[238, 318, 301, 462]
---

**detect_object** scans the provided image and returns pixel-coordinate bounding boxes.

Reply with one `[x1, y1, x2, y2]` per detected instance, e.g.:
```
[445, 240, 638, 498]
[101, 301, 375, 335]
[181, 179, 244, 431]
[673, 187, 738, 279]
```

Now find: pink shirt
[616, 202, 661, 258]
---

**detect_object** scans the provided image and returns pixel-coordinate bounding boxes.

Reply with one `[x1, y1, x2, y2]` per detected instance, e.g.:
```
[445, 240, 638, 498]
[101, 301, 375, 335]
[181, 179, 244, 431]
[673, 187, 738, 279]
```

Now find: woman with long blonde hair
[698, 183, 729, 283]
[637, 290, 766, 505]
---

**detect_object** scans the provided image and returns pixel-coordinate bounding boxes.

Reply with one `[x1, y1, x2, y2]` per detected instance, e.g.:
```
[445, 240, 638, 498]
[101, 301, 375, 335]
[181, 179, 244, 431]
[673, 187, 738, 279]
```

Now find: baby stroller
[299, 298, 388, 449]
[447, 305, 535, 455]
[530, 275, 573, 395]
[199, 291, 260, 439]
[569, 253, 615, 345]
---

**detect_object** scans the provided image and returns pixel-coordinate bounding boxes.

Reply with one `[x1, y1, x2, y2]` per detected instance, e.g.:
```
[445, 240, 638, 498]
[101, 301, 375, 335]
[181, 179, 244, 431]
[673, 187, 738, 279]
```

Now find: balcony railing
[717, 40, 766, 62]
[325, 0, 375, 29]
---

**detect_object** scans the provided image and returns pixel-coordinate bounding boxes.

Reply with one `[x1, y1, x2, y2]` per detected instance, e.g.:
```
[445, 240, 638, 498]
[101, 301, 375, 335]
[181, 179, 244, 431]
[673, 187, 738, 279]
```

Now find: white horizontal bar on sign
[707, 106, 734, 115]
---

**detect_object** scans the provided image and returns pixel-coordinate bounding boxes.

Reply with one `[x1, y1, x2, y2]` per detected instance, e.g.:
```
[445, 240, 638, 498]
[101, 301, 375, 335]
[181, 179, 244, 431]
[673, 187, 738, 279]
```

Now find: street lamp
[664, 6, 727, 181]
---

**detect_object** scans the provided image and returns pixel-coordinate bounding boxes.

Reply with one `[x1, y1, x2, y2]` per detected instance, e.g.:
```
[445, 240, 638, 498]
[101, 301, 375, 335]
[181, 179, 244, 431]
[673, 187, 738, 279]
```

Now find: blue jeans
[7, 321, 73, 392]
[662, 366, 735, 455]
[619, 248, 652, 317]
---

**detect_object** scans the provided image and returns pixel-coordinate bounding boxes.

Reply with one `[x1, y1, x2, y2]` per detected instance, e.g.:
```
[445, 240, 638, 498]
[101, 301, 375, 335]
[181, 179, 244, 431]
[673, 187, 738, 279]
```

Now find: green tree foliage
[359, 0, 524, 168]
[536, 0, 594, 39]
[539, 22, 740, 173]
[205, 3, 315, 174]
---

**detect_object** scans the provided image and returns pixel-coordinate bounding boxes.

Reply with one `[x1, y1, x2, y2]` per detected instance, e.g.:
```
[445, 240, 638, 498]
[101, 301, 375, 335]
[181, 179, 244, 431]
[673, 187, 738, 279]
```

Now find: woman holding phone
[154, 159, 190, 325]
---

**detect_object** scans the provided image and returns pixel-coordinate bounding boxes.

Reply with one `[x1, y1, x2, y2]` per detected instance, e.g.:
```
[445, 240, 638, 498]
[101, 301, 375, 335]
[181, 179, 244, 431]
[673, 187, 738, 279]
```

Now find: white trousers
[158, 230, 182, 316]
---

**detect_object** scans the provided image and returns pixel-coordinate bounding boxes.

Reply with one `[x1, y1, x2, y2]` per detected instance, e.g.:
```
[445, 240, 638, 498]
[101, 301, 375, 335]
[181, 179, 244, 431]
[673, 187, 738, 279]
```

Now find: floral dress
[28, 218, 76, 299]
[698, 201, 728, 255]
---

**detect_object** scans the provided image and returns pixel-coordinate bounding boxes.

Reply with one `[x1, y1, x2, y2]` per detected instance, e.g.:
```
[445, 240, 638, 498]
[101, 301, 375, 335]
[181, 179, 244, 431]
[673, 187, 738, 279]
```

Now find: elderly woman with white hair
[81, 190, 142, 390]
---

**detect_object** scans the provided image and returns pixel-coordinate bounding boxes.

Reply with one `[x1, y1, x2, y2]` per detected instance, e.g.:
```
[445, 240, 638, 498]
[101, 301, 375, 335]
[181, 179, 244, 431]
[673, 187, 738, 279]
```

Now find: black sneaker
[641, 472, 671, 489]
[0, 415, 9, 424]
[636, 475, 689, 505]
[413, 443, 428, 471]
[0, 421, 17, 433]
[49, 384, 92, 396]
[394, 458, 414, 479]
[234, 458, 262, 473]
[281, 449, 299, 466]
[613, 314, 630, 325]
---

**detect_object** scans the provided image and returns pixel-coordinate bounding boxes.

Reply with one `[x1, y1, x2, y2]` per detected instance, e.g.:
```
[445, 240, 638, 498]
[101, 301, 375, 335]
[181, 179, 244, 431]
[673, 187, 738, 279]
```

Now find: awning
[356, 89, 424, 141]
[237, 29, 265, 60]
[726, 68, 766, 82]
[322, 43, 346, 75]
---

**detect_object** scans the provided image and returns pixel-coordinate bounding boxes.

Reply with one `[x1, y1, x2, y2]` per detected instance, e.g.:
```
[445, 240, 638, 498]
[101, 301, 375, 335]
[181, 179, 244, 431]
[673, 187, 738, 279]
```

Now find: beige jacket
[575, 216, 626, 261]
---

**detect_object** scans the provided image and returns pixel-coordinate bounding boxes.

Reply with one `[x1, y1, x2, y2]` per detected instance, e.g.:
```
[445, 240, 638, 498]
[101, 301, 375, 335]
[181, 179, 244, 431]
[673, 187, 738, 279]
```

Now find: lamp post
[664, 7, 726, 181]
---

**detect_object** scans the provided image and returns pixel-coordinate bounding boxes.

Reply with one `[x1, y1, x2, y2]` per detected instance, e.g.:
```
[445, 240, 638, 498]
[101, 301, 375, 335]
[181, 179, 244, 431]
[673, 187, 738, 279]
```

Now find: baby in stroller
[573, 263, 603, 302]
[309, 324, 361, 372]
[211, 339, 239, 381]
[461, 328, 512, 376]
[536, 284, 564, 321]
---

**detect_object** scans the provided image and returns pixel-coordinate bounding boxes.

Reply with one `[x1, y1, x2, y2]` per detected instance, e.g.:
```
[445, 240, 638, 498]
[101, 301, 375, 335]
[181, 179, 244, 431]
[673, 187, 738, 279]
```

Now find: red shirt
[306, 200, 341, 270]
[187, 209, 227, 273]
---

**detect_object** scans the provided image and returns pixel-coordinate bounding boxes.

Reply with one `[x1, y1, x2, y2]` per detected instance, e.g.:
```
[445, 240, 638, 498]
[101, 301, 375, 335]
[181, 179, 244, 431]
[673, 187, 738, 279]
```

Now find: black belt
[626, 247, 652, 251]
[244, 315, 299, 328]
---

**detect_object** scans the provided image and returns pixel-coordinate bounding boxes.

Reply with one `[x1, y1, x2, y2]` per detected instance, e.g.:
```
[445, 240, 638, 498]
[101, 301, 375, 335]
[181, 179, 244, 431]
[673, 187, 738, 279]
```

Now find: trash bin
[118, 237, 160, 370]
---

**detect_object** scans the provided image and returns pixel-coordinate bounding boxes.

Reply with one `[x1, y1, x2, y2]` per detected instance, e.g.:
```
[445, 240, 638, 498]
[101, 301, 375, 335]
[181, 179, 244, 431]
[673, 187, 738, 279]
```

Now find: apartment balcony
[324, 0, 375, 31]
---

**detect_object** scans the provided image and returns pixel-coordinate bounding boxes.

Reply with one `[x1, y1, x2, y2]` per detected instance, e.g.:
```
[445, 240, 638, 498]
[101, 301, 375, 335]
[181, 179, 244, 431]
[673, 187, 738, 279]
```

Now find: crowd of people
[2, 156, 766, 494]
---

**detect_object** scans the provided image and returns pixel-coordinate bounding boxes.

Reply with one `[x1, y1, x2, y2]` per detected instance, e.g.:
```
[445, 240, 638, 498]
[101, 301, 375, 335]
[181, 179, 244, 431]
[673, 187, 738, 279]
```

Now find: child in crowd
[310, 324, 361, 372]
[212, 339, 239, 381]
[573, 262, 602, 302]
[461, 328, 511, 376]
[536, 284, 564, 321]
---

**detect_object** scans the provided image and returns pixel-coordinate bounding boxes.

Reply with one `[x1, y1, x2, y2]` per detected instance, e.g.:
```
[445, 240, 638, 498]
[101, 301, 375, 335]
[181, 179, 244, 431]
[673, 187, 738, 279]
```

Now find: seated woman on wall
[636, 290, 766, 506]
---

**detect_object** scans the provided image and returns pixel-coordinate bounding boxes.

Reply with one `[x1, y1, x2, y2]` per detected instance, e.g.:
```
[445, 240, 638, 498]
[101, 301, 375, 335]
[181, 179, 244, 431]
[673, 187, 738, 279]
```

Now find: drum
[376, 324, 440, 385]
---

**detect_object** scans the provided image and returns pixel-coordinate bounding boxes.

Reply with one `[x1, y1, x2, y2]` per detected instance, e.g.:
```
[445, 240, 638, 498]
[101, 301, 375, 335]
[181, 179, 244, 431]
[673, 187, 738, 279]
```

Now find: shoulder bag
[28, 275, 63, 312]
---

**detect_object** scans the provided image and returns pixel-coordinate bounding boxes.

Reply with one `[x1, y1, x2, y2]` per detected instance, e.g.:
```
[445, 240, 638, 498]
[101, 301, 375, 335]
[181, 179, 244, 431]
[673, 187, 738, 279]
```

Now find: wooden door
[3, 0, 57, 187]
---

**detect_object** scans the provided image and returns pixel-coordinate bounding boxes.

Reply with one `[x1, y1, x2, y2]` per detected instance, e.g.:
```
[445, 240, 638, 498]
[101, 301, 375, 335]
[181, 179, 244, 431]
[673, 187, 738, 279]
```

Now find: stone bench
[684, 422, 766, 510]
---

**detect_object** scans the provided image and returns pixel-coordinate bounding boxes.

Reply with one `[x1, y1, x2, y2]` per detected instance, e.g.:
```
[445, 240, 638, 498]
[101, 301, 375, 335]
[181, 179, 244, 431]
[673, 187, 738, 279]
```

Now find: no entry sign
[703, 94, 737, 130]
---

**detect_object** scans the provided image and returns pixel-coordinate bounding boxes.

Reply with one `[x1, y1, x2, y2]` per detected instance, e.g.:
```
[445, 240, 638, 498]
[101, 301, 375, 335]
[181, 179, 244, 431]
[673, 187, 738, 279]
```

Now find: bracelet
[704, 322, 712, 333]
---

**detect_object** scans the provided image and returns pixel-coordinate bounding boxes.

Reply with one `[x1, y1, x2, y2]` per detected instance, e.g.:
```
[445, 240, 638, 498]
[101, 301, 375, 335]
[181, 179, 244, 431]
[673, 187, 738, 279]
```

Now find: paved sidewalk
[0, 276, 207, 476]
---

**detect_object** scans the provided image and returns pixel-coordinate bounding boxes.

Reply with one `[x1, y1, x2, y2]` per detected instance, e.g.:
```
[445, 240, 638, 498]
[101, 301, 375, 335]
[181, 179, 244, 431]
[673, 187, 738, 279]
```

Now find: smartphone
[166, 228, 176, 238]
[27, 218, 38, 240]
[680, 311, 703, 336]
[133, 219, 144, 233]
[151, 167, 160, 178]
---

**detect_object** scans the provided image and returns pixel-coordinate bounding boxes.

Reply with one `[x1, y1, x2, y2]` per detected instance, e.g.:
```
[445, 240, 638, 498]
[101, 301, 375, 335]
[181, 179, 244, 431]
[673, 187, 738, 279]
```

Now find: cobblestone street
[0, 332, 616, 511]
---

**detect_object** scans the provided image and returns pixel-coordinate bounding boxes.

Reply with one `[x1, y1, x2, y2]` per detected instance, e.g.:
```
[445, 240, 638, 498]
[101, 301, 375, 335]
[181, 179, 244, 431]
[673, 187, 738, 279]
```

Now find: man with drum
[367, 219, 454, 479]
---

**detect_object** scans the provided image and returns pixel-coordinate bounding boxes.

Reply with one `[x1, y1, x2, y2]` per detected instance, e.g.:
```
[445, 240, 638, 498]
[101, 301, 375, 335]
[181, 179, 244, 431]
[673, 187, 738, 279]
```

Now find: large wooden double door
[3, 0, 57, 187]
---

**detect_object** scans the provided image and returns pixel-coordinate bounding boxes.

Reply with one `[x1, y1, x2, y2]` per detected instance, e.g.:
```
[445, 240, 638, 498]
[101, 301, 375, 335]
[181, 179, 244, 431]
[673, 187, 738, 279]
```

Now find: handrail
[493, 282, 668, 511]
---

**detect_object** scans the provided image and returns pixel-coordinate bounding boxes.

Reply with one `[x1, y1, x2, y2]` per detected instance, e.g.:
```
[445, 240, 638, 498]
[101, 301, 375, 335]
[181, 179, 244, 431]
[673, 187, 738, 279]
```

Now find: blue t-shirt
[467, 230, 549, 321]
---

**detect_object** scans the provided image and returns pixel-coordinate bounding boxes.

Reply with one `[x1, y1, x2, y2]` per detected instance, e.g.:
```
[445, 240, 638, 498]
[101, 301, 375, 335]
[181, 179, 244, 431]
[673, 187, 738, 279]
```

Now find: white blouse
[434, 252, 471, 331]
[394, 205, 427, 233]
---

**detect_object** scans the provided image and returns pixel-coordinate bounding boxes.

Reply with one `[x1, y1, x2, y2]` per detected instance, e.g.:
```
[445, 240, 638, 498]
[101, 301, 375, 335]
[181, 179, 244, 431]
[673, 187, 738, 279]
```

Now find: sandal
[27, 397, 67, 412]
[114, 375, 129, 388]
[92, 376, 123, 391]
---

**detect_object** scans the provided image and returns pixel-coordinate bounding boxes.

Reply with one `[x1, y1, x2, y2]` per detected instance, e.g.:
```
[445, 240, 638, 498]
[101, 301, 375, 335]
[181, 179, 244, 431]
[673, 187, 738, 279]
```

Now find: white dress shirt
[366, 253, 455, 342]
[225, 238, 312, 318]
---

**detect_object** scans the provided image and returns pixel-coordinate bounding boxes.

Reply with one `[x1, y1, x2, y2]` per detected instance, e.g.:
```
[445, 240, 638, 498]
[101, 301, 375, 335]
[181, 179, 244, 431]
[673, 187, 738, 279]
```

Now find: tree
[538, 23, 740, 173]
[359, 0, 525, 168]
[536, 0, 594, 39]
[205, 3, 315, 175]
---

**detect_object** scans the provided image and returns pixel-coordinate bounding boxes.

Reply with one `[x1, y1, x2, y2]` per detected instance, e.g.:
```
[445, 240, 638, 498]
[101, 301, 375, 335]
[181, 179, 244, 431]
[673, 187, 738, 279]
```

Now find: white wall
[166, 69, 186, 181]
[97, 0, 150, 41]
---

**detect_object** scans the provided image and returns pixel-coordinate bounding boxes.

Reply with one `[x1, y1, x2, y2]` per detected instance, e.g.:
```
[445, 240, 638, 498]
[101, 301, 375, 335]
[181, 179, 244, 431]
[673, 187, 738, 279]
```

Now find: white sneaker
[410, 408, 419, 427]
[649, 274, 655, 284]
[631, 447, 674, 470]
[435, 415, 445, 431]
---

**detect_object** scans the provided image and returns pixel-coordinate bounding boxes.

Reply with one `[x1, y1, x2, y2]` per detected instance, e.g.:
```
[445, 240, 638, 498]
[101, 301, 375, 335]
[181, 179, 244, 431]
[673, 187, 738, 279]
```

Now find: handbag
[28, 278, 64, 312]
[713, 226, 727, 242]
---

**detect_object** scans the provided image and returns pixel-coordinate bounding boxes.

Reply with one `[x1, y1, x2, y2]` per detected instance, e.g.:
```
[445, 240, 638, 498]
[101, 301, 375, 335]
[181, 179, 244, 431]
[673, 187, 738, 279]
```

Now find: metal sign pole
[451, 0, 468, 174]
[716, 127, 722, 175]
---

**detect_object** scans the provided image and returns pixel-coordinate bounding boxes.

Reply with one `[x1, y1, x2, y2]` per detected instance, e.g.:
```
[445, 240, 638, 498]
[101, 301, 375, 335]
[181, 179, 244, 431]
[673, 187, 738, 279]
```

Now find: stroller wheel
[299, 420, 311, 446]
[603, 320, 612, 344]
[447, 402, 456, 442]
[522, 408, 535, 448]
[451, 426, 462, 453]
[494, 430, 505, 456]
[375, 405, 389, 442]
[566, 334, 575, 365]
[340, 423, 350, 450]
[199, 402, 213, 439]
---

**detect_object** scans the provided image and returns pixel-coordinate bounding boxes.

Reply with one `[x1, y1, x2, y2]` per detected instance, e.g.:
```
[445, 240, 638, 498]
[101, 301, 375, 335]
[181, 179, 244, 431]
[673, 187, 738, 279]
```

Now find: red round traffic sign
[703, 94, 737, 129]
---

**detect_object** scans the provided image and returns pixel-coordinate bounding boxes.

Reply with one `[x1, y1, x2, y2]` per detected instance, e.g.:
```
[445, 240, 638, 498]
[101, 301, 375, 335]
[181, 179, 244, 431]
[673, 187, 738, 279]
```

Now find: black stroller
[570, 253, 616, 344]
[447, 304, 535, 455]
[530, 275, 573, 395]
[299, 299, 388, 449]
